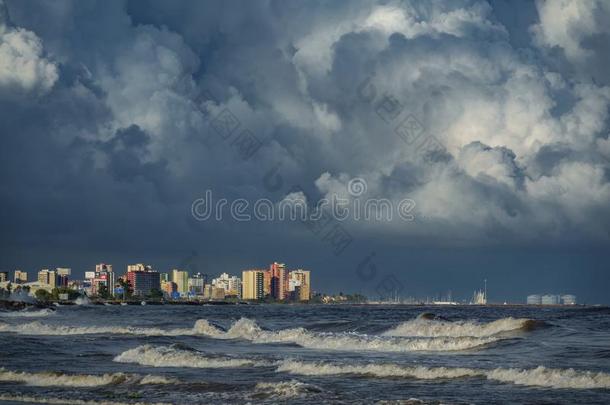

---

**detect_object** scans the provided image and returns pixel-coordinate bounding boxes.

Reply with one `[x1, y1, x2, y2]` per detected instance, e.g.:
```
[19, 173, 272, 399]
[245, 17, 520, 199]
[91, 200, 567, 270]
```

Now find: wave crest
[0, 317, 498, 352]
[0, 367, 174, 387]
[383, 316, 539, 338]
[277, 360, 610, 389]
[114, 344, 270, 368]
[253, 380, 322, 399]
[277, 360, 481, 379]
[0, 308, 55, 318]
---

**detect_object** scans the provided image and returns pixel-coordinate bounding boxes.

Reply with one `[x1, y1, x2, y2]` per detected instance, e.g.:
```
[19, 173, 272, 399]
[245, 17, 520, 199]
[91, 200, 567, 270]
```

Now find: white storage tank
[541, 294, 559, 305]
[527, 294, 542, 304]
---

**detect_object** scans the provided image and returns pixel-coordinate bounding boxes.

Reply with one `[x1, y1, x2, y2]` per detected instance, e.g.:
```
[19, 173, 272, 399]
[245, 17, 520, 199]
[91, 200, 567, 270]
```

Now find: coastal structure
[526, 293, 576, 305]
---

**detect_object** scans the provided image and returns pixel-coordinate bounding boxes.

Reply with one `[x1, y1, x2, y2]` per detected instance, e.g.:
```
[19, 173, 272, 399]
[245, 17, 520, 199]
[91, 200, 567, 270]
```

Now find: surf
[277, 360, 610, 389]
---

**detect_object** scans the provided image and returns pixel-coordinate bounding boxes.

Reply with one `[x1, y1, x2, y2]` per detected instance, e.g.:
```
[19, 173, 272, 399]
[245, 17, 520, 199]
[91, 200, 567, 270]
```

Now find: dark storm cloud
[1, 0, 609, 301]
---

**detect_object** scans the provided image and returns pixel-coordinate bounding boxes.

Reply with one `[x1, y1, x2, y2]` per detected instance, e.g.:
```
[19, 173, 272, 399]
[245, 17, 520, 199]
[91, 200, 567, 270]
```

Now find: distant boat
[120, 302, 128, 306]
[141, 301, 147, 306]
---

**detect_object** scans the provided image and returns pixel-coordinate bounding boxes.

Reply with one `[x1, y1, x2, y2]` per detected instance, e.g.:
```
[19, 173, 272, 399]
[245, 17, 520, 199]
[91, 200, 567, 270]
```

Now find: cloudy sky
[1, 0, 609, 303]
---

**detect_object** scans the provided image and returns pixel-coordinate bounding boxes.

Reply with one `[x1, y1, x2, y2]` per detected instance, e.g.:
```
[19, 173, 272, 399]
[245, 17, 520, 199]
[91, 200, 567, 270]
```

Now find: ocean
[0, 304, 609, 404]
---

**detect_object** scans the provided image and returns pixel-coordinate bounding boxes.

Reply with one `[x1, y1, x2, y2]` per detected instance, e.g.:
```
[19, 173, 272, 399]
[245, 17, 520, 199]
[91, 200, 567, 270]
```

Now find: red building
[267, 262, 287, 300]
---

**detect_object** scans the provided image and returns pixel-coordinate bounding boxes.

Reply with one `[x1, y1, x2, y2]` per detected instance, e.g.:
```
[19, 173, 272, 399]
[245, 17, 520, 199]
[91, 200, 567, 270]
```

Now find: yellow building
[242, 270, 265, 300]
[172, 269, 189, 294]
[289, 269, 311, 301]
[14, 270, 28, 283]
[37, 269, 57, 287]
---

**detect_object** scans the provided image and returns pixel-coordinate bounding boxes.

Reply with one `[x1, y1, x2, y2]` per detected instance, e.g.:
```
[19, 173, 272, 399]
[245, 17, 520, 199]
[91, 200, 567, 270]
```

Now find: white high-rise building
[212, 273, 241, 297]
[188, 273, 205, 296]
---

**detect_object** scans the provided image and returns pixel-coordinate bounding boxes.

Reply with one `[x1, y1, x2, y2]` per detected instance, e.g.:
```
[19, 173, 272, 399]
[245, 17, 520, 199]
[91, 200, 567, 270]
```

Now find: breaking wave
[0, 367, 175, 387]
[199, 318, 498, 352]
[114, 344, 271, 368]
[277, 360, 481, 379]
[253, 380, 323, 399]
[0, 308, 55, 318]
[0, 317, 497, 352]
[383, 315, 542, 338]
[277, 360, 610, 389]
[486, 366, 610, 389]
[0, 321, 195, 336]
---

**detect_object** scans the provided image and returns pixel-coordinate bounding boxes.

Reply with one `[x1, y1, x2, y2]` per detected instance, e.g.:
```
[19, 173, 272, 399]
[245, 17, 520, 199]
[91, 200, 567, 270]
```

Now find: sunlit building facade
[242, 270, 265, 300]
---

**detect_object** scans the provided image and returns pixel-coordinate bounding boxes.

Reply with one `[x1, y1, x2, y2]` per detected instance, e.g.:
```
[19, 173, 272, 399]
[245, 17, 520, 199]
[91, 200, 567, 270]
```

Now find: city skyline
[1, 260, 314, 302]
[1, 261, 582, 304]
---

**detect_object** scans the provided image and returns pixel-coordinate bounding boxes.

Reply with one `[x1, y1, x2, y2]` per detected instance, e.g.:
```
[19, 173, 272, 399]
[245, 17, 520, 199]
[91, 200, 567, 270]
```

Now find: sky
[1, 0, 609, 303]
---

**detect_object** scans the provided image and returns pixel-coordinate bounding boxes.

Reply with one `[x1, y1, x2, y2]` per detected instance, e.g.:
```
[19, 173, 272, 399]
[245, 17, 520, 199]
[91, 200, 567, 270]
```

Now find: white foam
[253, 380, 322, 399]
[383, 317, 533, 338]
[114, 344, 270, 368]
[277, 360, 610, 389]
[0, 308, 55, 318]
[278, 360, 483, 379]
[74, 296, 92, 306]
[0, 317, 496, 352]
[207, 318, 498, 352]
[486, 366, 610, 389]
[0, 321, 194, 336]
[0, 368, 174, 387]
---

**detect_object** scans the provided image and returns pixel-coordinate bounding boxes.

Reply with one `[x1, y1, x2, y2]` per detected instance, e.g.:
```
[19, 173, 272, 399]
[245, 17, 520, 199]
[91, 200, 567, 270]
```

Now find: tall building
[188, 272, 205, 296]
[160, 272, 170, 283]
[38, 269, 57, 287]
[242, 270, 265, 300]
[212, 273, 241, 297]
[288, 269, 311, 301]
[14, 270, 27, 284]
[91, 263, 115, 296]
[127, 268, 160, 296]
[0, 271, 8, 282]
[172, 269, 189, 294]
[268, 262, 287, 300]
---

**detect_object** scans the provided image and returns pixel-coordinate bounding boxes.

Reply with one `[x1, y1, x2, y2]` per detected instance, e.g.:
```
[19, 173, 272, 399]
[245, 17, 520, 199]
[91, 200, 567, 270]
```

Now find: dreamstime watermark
[191, 178, 415, 223]
[195, 90, 264, 161]
[357, 75, 447, 162]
